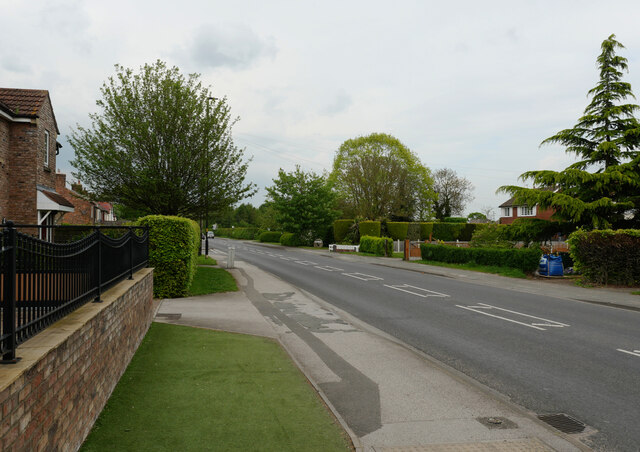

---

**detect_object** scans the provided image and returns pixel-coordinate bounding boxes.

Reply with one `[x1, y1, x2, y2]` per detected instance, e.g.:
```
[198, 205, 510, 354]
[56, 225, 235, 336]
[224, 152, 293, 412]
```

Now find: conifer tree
[500, 34, 640, 228]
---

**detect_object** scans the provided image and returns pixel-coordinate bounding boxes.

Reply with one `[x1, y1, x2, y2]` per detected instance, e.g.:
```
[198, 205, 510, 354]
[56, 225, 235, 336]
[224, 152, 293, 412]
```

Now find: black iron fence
[0, 222, 149, 362]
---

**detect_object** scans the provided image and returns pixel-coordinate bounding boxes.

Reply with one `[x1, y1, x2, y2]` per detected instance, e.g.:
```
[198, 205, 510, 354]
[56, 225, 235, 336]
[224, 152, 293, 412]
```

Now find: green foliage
[188, 267, 238, 296]
[258, 231, 283, 243]
[506, 219, 575, 246]
[330, 133, 436, 220]
[442, 217, 468, 223]
[280, 232, 305, 247]
[359, 235, 393, 256]
[359, 220, 381, 237]
[333, 219, 354, 243]
[407, 223, 421, 241]
[499, 35, 640, 229]
[70, 60, 256, 217]
[419, 222, 434, 240]
[470, 224, 513, 248]
[137, 215, 199, 298]
[420, 243, 541, 273]
[231, 227, 260, 240]
[432, 223, 465, 241]
[266, 166, 340, 242]
[568, 229, 640, 285]
[216, 227, 233, 237]
[468, 212, 487, 221]
[387, 222, 409, 240]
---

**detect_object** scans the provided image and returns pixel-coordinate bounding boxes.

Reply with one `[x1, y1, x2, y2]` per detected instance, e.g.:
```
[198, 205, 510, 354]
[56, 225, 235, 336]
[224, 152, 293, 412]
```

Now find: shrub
[568, 229, 640, 285]
[216, 227, 233, 238]
[420, 243, 541, 273]
[386, 222, 409, 240]
[231, 227, 260, 240]
[333, 219, 354, 243]
[280, 232, 304, 247]
[137, 215, 200, 298]
[507, 219, 575, 246]
[442, 217, 467, 223]
[259, 231, 283, 243]
[470, 224, 513, 248]
[359, 235, 393, 256]
[419, 222, 434, 240]
[407, 223, 421, 241]
[359, 221, 381, 237]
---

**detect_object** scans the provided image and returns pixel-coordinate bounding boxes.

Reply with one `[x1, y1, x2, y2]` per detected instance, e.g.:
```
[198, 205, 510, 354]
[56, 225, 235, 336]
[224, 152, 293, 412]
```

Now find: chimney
[56, 173, 66, 193]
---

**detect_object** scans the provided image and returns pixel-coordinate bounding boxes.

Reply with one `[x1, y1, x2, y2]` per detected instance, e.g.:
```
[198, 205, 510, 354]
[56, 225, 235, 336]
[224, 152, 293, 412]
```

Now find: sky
[3, 0, 640, 219]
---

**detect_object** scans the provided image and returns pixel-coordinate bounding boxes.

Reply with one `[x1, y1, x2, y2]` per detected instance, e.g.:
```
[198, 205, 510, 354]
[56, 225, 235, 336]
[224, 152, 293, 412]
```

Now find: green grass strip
[189, 267, 238, 296]
[81, 323, 351, 452]
[196, 255, 217, 266]
[415, 260, 528, 278]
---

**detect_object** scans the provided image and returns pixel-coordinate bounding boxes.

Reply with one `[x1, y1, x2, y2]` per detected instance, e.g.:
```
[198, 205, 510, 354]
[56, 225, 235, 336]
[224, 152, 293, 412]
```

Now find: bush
[280, 232, 304, 247]
[359, 221, 381, 237]
[386, 222, 409, 240]
[360, 235, 393, 256]
[259, 231, 283, 243]
[507, 219, 575, 246]
[470, 224, 513, 248]
[407, 223, 421, 241]
[442, 217, 467, 223]
[333, 219, 354, 243]
[231, 227, 260, 240]
[568, 229, 640, 285]
[420, 243, 541, 273]
[216, 227, 233, 238]
[419, 222, 434, 240]
[137, 215, 200, 298]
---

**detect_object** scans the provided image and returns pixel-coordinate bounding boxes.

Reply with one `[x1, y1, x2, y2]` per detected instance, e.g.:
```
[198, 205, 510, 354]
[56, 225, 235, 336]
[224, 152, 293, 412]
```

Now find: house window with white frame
[501, 207, 512, 217]
[44, 130, 50, 168]
[519, 205, 535, 216]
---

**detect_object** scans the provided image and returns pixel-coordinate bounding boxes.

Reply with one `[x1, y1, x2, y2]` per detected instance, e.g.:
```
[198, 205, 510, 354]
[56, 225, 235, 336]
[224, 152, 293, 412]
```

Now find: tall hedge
[359, 221, 381, 237]
[432, 223, 482, 241]
[568, 229, 640, 286]
[420, 222, 434, 240]
[137, 215, 200, 298]
[259, 231, 283, 243]
[216, 227, 233, 237]
[360, 235, 393, 256]
[420, 243, 541, 273]
[386, 222, 409, 240]
[280, 232, 303, 247]
[333, 219, 354, 243]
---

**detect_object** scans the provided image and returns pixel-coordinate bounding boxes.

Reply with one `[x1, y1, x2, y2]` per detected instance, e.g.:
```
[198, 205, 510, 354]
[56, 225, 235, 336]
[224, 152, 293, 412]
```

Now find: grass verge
[189, 266, 238, 295]
[196, 255, 217, 266]
[80, 323, 352, 452]
[415, 260, 528, 278]
[631, 290, 640, 296]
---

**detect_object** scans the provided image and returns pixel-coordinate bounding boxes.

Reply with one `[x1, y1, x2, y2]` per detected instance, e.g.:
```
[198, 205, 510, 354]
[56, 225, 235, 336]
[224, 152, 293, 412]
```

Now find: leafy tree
[499, 35, 640, 228]
[467, 212, 487, 221]
[70, 60, 256, 218]
[265, 166, 340, 242]
[432, 168, 474, 220]
[330, 133, 435, 220]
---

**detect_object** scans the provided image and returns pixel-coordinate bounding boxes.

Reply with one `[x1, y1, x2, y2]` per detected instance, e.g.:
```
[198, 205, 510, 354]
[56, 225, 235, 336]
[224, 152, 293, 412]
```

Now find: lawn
[196, 255, 217, 266]
[189, 266, 238, 296]
[80, 323, 352, 452]
[415, 259, 528, 278]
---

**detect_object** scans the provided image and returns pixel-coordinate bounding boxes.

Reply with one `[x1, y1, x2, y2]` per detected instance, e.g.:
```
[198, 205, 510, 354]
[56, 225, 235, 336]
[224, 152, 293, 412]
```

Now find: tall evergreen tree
[500, 35, 640, 228]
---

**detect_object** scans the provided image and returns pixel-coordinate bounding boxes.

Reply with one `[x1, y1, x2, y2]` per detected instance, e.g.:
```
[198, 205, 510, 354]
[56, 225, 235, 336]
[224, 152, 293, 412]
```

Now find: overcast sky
[3, 0, 640, 218]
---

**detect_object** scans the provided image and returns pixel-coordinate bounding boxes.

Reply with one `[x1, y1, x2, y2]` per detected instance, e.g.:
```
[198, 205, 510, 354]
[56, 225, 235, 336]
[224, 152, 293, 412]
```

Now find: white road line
[384, 284, 449, 298]
[455, 303, 569, 331]
[342, 272, 383, 281]
[617, 348, 640, 358]
[295, 261, 317, 266]
[315, 266, 344, 272]
[279, 256, 293, 260]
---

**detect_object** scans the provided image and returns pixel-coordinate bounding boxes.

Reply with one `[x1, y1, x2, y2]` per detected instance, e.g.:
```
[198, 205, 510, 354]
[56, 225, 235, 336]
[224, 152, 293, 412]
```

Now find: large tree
[500, 35, 640, 229]
[330, 133, 435, 220]
[432, 168, 474, 220]
[265, 166, 340, 241]
[70, 60, 256, 218]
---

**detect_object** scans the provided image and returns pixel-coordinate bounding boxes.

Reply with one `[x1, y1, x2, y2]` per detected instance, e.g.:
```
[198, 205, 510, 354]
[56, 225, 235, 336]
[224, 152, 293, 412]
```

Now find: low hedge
[420, 243, 541, 273]
[259, 231, 283, 243]
[359, 235, 393, 256]
[137, 215, 200, 298]
[280, 232, 303, 247]
[359, 221, 381, 237]
[386, 222, 409, 240]
[333, 219, 354, 243]
[568, 229, 640, 286]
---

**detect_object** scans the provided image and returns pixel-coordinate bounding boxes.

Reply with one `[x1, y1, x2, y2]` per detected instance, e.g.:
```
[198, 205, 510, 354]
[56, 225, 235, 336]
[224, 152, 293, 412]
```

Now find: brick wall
[56, 174, 94, 225]
[0, 118, 9, 220]
[0, 268, 154, 452]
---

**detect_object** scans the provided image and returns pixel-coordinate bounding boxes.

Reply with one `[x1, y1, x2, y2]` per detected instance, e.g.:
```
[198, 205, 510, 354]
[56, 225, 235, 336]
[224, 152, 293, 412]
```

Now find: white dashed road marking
[456, 303, 569, 331]
[384, 284, 449, 298]
[342, 272, 383, 281]
[617, 349, 640, 358]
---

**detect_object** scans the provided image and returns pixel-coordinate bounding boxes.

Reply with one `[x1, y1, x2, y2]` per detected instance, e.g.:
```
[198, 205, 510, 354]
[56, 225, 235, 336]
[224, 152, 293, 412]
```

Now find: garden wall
[0, 268, 154, 451]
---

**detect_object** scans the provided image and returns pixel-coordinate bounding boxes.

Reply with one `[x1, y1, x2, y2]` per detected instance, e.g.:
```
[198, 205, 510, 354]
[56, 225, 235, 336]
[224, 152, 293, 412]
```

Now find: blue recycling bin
[539, 254, 563, 276]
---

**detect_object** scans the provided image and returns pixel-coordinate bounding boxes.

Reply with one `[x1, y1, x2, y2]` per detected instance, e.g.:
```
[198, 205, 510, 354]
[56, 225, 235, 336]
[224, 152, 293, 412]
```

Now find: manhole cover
[155, 313, 182, 320]
[537, 413, 585, 434]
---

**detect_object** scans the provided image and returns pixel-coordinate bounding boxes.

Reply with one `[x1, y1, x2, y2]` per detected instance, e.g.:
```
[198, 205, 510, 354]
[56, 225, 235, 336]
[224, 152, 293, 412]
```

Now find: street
[211, 238, 640, 451]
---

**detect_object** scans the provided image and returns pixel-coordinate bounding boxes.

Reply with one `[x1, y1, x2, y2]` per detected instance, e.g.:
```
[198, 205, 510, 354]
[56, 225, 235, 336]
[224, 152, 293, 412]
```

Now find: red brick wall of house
[499, 206, 556, 224]
[0, 269, 154, 452]
[0, 118, 10, 221]
[55, 174, 94, 225]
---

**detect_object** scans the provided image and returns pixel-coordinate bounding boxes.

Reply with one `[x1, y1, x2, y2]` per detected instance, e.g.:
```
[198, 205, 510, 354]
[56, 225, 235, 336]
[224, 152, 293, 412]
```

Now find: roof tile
[0, 88, 48, 118]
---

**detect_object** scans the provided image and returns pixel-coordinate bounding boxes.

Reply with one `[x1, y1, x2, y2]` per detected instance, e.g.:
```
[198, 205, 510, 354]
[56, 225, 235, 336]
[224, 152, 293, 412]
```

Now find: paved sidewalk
[155, 251, 594, 452]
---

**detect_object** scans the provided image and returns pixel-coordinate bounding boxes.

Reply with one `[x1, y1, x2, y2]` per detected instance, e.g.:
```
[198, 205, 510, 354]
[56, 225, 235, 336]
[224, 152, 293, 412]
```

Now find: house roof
[499, 197, 516, 208]
[0, 88, 60, 133]
[41, 189, 75, 209]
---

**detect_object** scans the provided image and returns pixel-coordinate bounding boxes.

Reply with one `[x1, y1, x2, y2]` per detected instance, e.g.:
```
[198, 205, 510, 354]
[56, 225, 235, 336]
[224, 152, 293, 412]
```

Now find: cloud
[179, 24, 277, 70]
[321, 90, 352, 115]
[0, 55, 31, 74]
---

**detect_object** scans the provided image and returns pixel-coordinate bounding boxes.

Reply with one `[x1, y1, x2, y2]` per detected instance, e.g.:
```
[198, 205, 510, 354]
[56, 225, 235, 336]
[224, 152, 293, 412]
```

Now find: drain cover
[476, 416, 517, 429]
[155, 313, 182, 320]
[537, 413, 585, 434]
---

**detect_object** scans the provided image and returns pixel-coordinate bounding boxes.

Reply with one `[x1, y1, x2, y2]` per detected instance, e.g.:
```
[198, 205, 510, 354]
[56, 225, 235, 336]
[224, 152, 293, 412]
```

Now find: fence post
[128, 227, 134, 280]
[2, 222, 18, 363]
[94, 227, 102, 303]
[404, 239, 410, 261]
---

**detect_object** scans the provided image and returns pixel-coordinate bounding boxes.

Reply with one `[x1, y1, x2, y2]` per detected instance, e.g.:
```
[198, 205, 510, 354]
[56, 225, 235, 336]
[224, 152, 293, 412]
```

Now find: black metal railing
[0, 222, 149, 362]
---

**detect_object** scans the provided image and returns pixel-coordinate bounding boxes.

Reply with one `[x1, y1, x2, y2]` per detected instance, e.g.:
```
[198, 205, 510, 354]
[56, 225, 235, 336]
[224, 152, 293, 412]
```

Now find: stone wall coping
[0, 267, 154, 393]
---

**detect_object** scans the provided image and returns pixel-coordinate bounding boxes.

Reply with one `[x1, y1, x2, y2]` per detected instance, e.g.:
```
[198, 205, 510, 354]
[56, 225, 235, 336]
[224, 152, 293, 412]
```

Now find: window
[44, 130, 50, 168]
[519, 205, 535, 216]
[501, 207, 512, 217]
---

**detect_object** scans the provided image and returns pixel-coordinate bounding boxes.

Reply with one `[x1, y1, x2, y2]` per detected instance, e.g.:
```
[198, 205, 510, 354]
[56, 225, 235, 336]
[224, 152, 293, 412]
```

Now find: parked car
[207, 231, 214, 238]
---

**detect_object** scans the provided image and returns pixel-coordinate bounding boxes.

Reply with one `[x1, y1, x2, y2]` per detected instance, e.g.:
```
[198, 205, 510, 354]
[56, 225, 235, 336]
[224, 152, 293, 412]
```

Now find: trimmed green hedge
[280, 232, 303, 247]
[259, 231, 283, 243]
[442, 217, 467, 223]
[360, 235, 393, 256]
[333, 219, 354, 243]
[568, 229, 640, 286]
[419, 222, 434, 240]
[137, 215, 200, 298]
[432, 223, 483, 241]
[216, 227, 233, 237]
[231, 227, 260, 240]
[359, 221, 381, 237]
[420, 243, 541, 273]
[386, 222, 409, 240]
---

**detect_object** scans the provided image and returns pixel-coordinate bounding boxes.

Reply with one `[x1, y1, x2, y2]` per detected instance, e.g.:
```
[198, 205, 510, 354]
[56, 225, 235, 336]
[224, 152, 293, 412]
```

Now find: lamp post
[204, 96, 217, 257]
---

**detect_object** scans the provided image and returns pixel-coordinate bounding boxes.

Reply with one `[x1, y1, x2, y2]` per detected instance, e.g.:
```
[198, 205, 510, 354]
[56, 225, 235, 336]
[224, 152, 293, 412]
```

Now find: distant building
[55, 174, 117, 224]
[498, 197, 554, 225]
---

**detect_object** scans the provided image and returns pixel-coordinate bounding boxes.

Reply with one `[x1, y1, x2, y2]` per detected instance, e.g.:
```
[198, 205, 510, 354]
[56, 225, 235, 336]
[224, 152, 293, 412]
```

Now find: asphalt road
[211, 239, 640, 451]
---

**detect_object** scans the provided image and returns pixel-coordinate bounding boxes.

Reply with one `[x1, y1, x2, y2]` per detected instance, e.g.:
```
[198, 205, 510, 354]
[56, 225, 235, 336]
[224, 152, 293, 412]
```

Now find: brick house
[498, 197, 555, 225]
[55, 174, 117, 224]
[0, 88, 74, 239]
